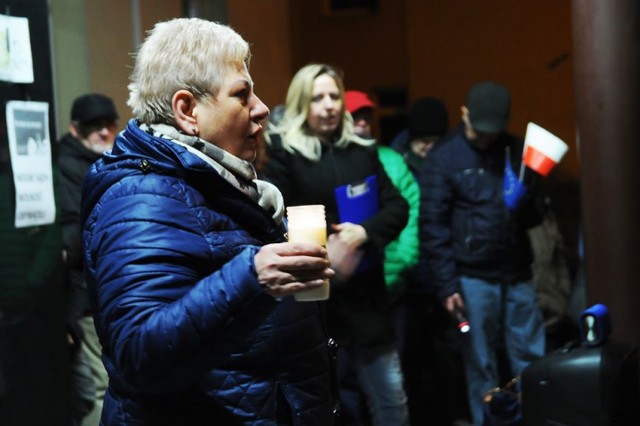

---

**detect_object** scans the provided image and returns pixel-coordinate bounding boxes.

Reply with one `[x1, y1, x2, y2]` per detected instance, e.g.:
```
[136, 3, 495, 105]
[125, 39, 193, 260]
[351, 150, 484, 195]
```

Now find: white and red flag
[521, 122, 568, 177]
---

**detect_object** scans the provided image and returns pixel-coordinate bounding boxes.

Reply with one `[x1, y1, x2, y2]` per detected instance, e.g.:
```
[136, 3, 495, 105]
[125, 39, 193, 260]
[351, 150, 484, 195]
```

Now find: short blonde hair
[270, 64, 372, 161]
[128, 18, 250, 124]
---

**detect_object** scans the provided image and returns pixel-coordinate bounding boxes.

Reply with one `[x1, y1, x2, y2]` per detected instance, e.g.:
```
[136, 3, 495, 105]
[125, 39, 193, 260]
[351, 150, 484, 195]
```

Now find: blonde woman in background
[264, 64, 410, 426]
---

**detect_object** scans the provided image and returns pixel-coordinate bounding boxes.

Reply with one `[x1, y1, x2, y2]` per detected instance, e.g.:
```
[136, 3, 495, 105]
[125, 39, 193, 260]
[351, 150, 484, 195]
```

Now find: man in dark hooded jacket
[58, 93, 119, 425]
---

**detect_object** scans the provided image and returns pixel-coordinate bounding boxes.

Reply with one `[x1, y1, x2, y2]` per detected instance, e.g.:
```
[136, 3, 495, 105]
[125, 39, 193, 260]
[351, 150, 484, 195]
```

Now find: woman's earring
[192, 127, 197, 135]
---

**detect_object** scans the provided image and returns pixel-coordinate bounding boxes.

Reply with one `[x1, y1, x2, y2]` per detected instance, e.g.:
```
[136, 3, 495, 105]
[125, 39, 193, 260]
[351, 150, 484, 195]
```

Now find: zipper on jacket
[461, 167, 485, 175]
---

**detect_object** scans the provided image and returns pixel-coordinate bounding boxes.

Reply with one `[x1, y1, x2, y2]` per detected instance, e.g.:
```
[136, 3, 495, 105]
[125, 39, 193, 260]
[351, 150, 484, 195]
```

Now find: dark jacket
[81, 120, 333, 425]
[263, 134, 408, 349]
[58, 134, 101, 339]
[420, 126, 544, 301]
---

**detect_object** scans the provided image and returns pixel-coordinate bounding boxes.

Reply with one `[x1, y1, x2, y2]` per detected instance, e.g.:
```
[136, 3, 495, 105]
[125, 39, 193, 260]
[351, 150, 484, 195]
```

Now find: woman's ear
[172, 90, 199, 136]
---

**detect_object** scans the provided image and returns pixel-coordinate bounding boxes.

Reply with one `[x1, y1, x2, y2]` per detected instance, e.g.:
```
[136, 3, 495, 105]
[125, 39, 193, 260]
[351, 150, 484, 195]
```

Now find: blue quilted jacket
[81, 120, 333, 425]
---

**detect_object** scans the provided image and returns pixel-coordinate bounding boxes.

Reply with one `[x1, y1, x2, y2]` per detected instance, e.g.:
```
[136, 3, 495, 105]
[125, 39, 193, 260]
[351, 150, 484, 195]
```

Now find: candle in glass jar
[286, 205, 330, 301]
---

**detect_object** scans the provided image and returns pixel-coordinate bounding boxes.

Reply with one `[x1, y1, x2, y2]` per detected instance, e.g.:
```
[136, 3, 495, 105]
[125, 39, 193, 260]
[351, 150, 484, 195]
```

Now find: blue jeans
[337, 345, 410, 426]
[459, 276, 545, 426]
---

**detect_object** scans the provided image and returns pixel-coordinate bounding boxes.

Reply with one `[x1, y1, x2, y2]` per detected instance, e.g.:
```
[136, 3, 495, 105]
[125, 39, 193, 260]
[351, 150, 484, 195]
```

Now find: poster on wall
[6, 101, 56, 228]
[0, 14, 34, 83]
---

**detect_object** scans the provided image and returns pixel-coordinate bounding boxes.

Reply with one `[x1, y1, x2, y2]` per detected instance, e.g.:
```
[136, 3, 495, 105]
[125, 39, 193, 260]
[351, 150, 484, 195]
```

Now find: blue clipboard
[334, 174, 379, 224]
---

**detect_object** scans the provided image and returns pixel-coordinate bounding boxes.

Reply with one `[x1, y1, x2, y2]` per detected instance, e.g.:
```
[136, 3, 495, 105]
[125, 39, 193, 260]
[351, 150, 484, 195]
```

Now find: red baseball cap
[344, 90, 376, 114]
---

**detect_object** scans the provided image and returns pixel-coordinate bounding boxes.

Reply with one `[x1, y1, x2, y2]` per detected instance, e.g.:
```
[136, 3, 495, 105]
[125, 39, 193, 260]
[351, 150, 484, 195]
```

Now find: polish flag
[522, 122, 568, 176]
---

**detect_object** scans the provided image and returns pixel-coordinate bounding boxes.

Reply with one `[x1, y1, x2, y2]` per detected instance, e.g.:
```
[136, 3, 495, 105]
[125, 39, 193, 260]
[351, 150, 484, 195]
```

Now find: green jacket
[377, 146, 420, 302]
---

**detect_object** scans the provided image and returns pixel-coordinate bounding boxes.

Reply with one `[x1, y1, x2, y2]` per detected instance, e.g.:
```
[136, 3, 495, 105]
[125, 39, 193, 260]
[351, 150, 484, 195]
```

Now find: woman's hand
[331, 222, 368, 250]
[327, 233, 364, 283]
[325, 223, 368, 283]
[254, 242, 334, 297]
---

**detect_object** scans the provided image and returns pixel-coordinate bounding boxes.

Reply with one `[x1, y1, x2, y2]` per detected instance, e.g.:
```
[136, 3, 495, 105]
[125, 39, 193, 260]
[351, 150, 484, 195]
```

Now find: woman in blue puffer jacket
[81, 18, 335, 425]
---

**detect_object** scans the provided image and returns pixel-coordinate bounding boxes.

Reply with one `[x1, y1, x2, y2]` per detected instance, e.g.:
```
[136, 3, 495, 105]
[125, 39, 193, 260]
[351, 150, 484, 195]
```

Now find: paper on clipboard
[334, 174, 378, 224]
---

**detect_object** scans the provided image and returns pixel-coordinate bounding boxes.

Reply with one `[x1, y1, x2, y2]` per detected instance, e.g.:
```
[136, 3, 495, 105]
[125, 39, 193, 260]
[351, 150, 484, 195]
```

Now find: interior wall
[84, 0, 182, 124]
[50, 0, 92, 137]
[51, 0, 182, 135]
[289, 0, 408, 95]
[227, 0, 293, 111]
[84, 0, 135, 123]
[138, 0, 183, 44]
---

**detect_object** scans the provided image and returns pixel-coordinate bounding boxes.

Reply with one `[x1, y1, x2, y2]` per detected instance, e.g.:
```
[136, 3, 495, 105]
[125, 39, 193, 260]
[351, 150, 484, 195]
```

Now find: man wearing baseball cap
[420, 81, 546, 425]
[58, 93, 119, 425]
[344, 90, 377, 139]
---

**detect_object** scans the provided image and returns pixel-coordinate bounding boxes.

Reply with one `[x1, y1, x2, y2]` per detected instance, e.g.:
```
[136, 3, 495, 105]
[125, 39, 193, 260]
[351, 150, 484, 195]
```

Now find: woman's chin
[241, 149, 257, 163]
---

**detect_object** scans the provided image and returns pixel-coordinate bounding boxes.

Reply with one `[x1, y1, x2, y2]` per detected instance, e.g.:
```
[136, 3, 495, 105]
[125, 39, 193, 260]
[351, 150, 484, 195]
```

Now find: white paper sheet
[0, 14, 34, 83]
[6, 101, 56, 228]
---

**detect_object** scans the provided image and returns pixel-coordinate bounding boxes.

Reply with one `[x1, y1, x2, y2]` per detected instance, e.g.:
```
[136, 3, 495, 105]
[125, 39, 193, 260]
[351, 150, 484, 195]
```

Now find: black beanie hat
[71, 93, 119, 124]
[408, 97, 449, 140]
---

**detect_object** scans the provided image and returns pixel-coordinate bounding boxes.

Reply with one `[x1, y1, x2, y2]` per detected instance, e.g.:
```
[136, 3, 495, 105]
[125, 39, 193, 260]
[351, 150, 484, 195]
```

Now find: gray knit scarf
[142, 123, 284, 224]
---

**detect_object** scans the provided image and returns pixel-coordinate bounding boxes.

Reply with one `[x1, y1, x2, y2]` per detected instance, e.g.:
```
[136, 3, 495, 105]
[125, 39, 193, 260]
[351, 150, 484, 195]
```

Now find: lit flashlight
[454, 307, 470, 334]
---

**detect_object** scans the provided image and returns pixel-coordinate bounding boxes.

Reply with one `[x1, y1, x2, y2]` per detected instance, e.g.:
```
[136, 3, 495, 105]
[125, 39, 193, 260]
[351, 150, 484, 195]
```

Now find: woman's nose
[252, 95, 270, 122]
[323, 95, 337, 110]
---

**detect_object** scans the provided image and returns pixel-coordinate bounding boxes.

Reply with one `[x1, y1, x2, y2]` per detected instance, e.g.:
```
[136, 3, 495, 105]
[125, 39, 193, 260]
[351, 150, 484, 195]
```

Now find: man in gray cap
[58, 93, 118, 425]
[419, 81, 546, 425]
